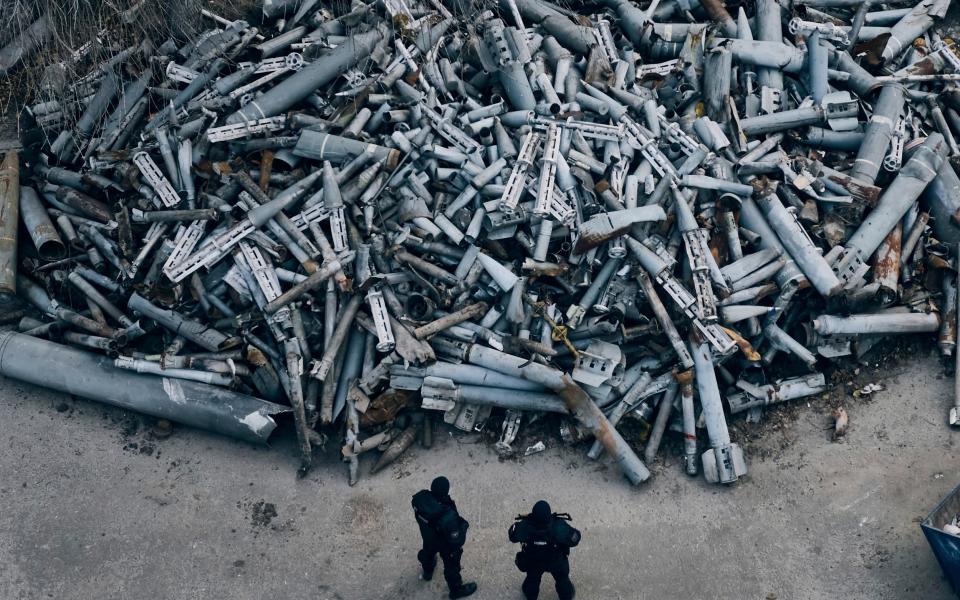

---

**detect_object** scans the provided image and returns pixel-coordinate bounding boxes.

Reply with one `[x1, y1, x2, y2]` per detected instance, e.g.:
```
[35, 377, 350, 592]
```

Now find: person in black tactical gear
[508, 500, 581, 600]
[411, 476, 477, 599]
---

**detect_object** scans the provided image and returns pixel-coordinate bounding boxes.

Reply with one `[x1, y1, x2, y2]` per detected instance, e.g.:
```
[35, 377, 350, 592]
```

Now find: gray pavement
[0, 348, 956, 600]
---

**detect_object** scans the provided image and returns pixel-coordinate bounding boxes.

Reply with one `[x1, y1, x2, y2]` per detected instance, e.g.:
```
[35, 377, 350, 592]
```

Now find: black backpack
[548, 516, 581, 548]
[412, 490, 469, 548]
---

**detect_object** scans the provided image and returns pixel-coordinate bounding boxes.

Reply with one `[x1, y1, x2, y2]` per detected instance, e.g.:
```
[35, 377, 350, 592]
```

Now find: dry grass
[0, 0, 259, 123]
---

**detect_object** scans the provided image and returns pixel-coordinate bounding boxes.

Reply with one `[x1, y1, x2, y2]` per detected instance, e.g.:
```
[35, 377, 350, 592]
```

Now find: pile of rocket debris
[1, 0, 959, 487]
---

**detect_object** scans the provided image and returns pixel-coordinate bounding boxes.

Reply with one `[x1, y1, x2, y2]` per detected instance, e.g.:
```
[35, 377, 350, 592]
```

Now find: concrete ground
[0, 346, 957, 600]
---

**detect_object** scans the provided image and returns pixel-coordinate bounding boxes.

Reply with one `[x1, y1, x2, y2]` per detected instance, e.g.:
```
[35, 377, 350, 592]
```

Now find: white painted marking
[162, 378, 186, 405]
[241, 410, 273, 434]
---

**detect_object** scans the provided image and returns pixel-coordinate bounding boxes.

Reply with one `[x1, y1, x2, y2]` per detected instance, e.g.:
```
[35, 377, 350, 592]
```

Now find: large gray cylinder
[228, 26, 386, 124]
[756, 0, 785, 90]
[293, 131, 401, 168]
[922, 160, 960, 247]
[0, 332, 286, 443]
[0, 15, 52, 76]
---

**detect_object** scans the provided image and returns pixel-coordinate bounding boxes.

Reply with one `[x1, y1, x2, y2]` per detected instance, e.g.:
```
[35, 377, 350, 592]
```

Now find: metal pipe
[674, 369, 698, 476]
[587, 371, 652, 459]
[19, 186, 65, 261]
[873, 223, 902, 304]
[392, 362, 549, 392]
[813, 312, 940, 335]
[739, 101, 858, 136]
[644, 383, 679, 464]
[283, 337, 314, 473]
[727, 373, 828, 413]
[719, 39, 806, 73]
[692, 339, 747, 484]
[263, 254, 351, 313]
[421, 377, 568, 413]
[132, 208, 219, 223]
[922, 159, 960, 246]
[293, 130, 401, 167]
[740, 198, 806, 292]
[416, 303, 489, 339]
[756, 0, 785, 92]
[881, 0, 941, 62]
[310, 295, 363, 382]
[113, 357, 234, 386]
[67, 272, 134, 328]
[756, 184, 841, 297]
[637, 270, 694, 369]
[953, 249, 960, 426]
[808, 31, 829, 104]
[0, 14, 52, 77]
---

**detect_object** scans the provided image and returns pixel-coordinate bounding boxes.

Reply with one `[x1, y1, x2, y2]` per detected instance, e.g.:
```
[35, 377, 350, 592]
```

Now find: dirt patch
[122, 440, 158, 457]
[341, 494, 384, 533]
[247, 499, 278, 528]
[234, 498, 296, 536]
[96, 406, 166, 459]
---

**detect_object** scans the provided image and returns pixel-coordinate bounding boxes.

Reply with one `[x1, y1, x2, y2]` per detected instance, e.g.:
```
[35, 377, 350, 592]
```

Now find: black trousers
[418, 540, 463, 589]
[521, 555, 574, 600]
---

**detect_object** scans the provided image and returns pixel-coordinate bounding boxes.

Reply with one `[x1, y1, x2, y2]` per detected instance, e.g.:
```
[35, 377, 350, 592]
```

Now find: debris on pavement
[833, 406, 849, 441]
[852, 382, 885, 397]
[524, 441, 546, 456]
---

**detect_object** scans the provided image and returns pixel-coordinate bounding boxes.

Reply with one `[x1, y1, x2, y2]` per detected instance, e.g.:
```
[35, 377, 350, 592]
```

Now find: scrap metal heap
[3, 0, 960, 485]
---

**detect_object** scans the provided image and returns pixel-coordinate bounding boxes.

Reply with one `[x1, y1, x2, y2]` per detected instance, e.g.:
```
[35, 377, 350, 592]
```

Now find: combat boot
[449, 581, 477, 599]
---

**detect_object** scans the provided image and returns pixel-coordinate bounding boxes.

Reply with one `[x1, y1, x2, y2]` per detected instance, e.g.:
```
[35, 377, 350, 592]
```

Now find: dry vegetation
[0, 0, 259, 119]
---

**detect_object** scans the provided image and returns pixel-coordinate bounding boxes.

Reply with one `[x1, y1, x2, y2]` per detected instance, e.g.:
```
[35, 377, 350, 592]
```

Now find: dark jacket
[412, 489, 469, 549]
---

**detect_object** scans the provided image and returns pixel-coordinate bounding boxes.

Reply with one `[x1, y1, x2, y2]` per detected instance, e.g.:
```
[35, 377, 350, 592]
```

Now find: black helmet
[531, 500, 551, 525]
[431, 476, 450, 497]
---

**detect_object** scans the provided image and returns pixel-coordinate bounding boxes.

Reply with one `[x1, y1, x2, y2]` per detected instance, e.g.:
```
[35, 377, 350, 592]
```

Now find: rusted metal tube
[414, 303, 489, 340]
[0, 152, 18, 302]
[263, 255, 351, 314]
[873, 223, 902, 305]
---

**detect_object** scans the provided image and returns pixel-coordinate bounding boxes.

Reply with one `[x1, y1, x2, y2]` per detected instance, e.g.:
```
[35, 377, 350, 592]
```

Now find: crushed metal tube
[3, 0, 960, 485]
